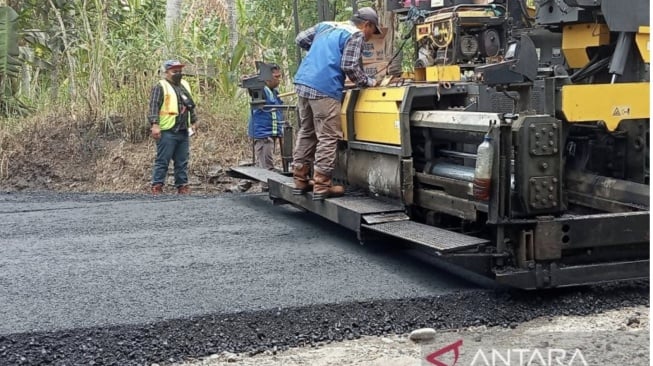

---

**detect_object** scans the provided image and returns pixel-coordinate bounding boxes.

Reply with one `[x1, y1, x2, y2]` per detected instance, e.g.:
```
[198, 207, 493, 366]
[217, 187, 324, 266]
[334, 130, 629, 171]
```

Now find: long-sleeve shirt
[147, 80, 197, 131]
[294, 22, 372, 99]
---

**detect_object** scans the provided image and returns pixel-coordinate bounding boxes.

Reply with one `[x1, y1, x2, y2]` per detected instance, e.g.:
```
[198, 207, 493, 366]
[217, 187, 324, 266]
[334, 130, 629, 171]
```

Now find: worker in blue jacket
[248, 64, 284, 174]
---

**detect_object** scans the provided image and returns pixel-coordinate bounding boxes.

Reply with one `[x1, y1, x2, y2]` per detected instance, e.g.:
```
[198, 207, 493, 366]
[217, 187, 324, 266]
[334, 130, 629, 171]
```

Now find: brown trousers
[292, 96, 342, 175]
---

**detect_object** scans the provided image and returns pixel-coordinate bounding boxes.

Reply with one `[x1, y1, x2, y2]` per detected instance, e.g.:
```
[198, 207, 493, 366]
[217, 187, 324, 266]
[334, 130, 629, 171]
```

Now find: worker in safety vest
[248, 63, 284, 178]
[147, 59, 198, 195]
[291, 7, 381, 200]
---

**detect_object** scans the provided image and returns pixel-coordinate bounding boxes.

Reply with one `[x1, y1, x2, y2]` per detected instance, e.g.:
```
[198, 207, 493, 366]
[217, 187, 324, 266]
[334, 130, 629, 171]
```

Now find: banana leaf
[0, 6, 30, 116]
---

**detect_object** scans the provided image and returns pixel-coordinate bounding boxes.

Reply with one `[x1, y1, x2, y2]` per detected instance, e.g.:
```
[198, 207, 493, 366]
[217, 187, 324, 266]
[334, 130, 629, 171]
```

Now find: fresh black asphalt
[0, 192, 647, 365]
[0, 192, 472, 335]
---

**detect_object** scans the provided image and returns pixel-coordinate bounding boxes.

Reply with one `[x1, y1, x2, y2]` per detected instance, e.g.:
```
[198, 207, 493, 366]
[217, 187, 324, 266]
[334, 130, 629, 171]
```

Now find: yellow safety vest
[158, 79, 192, 131]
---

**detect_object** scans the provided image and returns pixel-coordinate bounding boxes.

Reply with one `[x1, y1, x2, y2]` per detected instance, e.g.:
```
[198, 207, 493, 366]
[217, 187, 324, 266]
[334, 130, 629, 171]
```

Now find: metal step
[234, 166, 486, 253]
[362, 221, 489, 253]
[229, 166, 293, 184]
[263, 173, 405, 232]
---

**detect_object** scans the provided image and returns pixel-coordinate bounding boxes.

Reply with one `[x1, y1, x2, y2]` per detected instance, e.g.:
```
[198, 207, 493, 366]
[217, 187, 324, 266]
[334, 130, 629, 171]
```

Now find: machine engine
[415, 4, 508, 67]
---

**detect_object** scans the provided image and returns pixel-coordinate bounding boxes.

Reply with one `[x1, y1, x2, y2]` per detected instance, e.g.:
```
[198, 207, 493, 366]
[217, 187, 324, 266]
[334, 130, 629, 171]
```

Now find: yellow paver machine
[233, 0, 649, 289]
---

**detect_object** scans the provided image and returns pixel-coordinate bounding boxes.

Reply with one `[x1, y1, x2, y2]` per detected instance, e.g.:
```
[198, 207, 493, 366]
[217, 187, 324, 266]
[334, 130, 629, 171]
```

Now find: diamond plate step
[362, 221, 489, 253]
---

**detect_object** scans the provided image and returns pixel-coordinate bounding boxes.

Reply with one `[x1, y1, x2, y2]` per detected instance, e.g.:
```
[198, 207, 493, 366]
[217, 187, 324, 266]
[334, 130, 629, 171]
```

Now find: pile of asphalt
[0, 282, 647, 365]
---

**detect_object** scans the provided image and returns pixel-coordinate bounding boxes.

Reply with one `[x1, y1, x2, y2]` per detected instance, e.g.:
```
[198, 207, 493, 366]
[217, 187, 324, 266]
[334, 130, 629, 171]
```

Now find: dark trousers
[152, 130, 189, 187]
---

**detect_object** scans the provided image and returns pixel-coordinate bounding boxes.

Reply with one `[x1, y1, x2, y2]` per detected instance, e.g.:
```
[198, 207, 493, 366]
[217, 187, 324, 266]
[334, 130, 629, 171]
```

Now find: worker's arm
[147, 84, 164, 125]
[189, 104, 198, 125]
[295, 25, 317, 51]
[148, 84, 164, 139]
[341, 33, 375, 88]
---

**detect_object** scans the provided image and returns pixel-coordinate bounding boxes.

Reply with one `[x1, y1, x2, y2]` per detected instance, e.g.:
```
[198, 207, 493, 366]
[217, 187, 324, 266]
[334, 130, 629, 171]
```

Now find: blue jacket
[248, 86, 284, 139]
[294, 22, 358, 100]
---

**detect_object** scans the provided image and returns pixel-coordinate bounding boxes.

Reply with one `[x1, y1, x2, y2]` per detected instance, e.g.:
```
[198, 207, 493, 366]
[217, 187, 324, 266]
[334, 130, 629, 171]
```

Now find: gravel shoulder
[181, 305, 649, 366]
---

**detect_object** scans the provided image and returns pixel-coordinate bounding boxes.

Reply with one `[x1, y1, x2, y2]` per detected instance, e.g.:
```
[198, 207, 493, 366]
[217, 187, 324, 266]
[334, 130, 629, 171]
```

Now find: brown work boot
[292, 164, 312, 195]
[312, 170, 344, 201]
[177, 185, 190, 194]
[151, 184, 163, 195]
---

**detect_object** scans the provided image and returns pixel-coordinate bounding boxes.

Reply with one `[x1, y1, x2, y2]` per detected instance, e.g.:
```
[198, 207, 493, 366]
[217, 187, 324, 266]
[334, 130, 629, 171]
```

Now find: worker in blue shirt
[248, 64, 284, 177]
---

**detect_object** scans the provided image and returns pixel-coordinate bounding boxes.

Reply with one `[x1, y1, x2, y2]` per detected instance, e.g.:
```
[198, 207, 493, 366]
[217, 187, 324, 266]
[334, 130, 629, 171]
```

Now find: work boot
[177, 185, 190, 194]
[312, 170, 344, 201]
[292, 164, 312, 195]
[151, 184, 163, 195]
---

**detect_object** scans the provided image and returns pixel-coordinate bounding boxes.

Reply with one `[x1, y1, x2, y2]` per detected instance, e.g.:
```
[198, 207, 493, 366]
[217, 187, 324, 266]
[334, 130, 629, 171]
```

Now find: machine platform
[230, 166, 489, 254]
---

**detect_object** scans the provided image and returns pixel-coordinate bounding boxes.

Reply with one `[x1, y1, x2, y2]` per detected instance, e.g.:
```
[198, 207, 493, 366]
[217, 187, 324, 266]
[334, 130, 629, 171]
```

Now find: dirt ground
[178, 305, 649, 366]
[0, 114, 256, 194]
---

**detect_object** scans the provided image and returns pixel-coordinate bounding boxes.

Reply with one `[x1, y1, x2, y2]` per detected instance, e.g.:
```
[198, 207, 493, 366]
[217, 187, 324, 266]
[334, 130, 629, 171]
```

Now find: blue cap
[163, 59, 185, 70]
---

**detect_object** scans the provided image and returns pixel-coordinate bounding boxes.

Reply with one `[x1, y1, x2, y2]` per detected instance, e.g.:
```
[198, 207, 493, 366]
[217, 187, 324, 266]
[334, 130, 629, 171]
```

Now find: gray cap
[163, 59, 184, 71]
[354, 7, 382, 34]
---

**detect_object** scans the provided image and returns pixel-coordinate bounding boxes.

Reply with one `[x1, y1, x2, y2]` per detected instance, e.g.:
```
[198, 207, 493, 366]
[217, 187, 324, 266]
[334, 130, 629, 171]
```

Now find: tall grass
[2, 0, 269, 139]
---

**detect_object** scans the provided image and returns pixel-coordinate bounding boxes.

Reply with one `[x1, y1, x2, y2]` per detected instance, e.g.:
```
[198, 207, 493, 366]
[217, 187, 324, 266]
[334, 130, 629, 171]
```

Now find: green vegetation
[0, 0, 388, 191]
[0, 0, 381, 138]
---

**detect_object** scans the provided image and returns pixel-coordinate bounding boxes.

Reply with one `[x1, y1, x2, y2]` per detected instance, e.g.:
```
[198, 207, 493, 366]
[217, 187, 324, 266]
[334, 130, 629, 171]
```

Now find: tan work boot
[177, 185, 191, 194]
[292, 164, 312, 195]
[312, 170, 344, 201]
[151, 184, 163, 195]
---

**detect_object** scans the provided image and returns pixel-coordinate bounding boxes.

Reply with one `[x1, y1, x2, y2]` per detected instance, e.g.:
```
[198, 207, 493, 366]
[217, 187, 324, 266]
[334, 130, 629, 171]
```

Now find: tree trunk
[317, 0, 334, 22]
[226, 0, 238, 49]
[165, 0, 182, 33]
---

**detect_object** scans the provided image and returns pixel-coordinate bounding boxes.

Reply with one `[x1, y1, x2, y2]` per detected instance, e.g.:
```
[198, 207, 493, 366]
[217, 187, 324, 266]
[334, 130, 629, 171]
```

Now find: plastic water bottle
[473, 135, 494, 201]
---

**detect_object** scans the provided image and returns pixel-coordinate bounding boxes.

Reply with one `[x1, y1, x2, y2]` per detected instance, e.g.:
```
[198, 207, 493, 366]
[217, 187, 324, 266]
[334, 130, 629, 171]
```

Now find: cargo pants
[254, 137, 275, 170]
[292, 96, 342, 176]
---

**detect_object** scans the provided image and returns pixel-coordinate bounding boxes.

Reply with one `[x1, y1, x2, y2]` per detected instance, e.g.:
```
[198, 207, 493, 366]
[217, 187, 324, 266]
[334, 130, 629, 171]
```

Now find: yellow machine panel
[424, 65, 461, 82]
[561, 83, 650, 131]
[636, 26, 650, 63]
[340, 91, 354, 140]
[346, 87, 407, 145]
[562, 23, 609, 68]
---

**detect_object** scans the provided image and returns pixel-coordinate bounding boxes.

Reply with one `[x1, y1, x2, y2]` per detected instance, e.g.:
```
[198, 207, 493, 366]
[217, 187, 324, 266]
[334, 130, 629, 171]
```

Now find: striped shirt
[147, 80, 197, 130]
[294, 23, 372, 100]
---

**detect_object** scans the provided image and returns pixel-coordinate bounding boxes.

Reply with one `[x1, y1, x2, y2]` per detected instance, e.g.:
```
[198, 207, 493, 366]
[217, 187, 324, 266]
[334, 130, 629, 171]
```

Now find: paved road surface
[0, 192, 472, 335]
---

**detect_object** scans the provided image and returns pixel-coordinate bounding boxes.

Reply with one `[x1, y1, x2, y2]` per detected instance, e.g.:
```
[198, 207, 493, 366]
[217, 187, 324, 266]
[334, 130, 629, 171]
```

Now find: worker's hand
[151, 124, 161, 140]
[366, 77, 377, 87]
